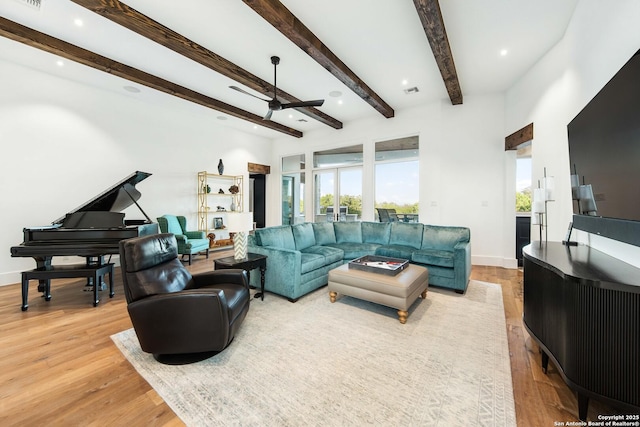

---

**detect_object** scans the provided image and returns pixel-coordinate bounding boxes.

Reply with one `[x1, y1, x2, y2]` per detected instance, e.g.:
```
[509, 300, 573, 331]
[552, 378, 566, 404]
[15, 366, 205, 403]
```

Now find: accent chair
[119, 233, 250, 364]
[157, 214, 209, 265]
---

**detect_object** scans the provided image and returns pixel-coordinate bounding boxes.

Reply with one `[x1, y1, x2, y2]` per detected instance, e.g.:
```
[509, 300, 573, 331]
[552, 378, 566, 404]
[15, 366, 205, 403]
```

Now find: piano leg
[34, 256, 52, 294]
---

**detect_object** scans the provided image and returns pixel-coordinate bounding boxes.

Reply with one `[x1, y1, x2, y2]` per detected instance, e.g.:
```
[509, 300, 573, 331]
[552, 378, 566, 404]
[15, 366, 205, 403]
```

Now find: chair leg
[205, 248, 209, 259]
[188, 254, 192, 265]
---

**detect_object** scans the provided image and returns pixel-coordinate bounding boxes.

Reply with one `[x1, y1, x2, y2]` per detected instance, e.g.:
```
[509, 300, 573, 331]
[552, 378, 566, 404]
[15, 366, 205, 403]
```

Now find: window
[282, 154, 305, 225]
[516, 149, 532, 212]
[313, 145, 363, 222]
[374, 136, 419, 222]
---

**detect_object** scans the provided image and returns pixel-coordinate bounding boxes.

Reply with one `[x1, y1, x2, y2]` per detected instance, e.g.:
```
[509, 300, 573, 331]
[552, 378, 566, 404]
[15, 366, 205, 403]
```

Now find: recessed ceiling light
[123, 86, 140, 93]
[289, 114, 293, 119]
[74, 18, 84, 27]
[217, 116, 227, 121]
[337, 100, 343, 105]
[329, 91, 342, 98]
[500, 49, 508, 56]
[402, 79, 408, 86]
[56, 60, 64, 67]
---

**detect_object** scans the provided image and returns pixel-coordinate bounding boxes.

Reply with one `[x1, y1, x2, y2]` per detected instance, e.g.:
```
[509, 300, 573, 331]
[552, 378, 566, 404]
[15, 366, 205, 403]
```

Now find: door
[313, 167, 362, 222]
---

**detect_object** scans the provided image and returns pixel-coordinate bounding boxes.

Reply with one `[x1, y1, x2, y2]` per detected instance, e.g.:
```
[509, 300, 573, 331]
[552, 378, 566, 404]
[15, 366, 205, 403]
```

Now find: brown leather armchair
[119, 233, 250, 364]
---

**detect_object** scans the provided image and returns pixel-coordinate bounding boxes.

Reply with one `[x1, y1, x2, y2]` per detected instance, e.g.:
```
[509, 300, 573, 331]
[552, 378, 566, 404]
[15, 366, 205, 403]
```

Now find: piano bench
[21, 263, 115, 311]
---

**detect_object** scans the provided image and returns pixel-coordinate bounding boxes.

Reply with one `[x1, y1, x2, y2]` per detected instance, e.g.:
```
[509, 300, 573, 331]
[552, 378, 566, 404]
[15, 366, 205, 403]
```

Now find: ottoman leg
[398, 310, 408, 324]
[329, 291, 337, 303]
[421, 289, 428, 299]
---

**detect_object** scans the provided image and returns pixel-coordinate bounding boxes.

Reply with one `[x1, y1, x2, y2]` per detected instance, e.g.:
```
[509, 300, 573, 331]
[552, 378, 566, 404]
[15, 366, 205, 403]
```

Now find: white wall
[269, 94, 514, 268]
[0, 59, 273, 286]
[505, 0, 640, 267]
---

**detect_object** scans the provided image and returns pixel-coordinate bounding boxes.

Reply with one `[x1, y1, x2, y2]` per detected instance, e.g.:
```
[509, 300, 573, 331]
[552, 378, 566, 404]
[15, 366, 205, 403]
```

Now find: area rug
[112, 280, 516, 426]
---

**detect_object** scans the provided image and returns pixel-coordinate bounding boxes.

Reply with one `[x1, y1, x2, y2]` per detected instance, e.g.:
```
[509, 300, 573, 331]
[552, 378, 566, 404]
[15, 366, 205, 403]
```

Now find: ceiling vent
[14, 0, 42, 10]
[404, 87, 419, 95]
[297, 118, 308, 123]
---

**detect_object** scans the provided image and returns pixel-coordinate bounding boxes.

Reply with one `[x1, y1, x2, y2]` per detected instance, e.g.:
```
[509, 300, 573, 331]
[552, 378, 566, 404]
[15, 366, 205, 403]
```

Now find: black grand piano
[11, 171, 158, 308]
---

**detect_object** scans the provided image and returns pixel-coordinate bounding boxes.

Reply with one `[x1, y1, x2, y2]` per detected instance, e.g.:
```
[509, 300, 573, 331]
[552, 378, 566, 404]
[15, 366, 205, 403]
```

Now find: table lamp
[225, 212, 253, 260]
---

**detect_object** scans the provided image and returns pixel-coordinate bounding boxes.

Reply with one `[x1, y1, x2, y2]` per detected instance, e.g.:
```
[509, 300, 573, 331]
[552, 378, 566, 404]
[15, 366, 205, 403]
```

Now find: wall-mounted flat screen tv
[567, 49, 640, 247]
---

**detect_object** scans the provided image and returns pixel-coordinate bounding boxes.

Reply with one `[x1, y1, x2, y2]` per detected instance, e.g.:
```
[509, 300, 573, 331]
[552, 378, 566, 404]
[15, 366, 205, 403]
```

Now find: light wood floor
[0, 256, 619, 426]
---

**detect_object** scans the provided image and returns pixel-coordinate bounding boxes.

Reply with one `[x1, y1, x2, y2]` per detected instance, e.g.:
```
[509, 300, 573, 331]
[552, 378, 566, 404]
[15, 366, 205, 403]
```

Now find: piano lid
[52, 171, 152, 225]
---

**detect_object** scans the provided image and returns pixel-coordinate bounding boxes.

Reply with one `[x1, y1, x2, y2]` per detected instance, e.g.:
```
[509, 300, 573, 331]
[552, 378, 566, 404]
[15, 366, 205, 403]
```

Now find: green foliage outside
[319, 194, 362, 216]
[516, 188, 531, 212]
[318, 194, 418, 216]
[375, 201, 419, 214]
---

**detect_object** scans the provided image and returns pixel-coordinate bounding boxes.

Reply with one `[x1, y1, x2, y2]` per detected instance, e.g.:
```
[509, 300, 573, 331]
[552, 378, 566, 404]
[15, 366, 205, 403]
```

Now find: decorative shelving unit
[197, 172, 243, 234]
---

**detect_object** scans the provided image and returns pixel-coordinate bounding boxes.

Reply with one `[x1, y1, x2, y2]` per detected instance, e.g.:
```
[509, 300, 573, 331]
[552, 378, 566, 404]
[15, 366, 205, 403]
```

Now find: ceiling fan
[230, 56, 325, 120]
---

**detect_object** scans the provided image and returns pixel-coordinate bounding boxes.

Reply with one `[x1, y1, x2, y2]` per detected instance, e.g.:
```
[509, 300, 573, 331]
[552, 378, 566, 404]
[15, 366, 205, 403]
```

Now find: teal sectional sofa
[247, 221, 471, 301]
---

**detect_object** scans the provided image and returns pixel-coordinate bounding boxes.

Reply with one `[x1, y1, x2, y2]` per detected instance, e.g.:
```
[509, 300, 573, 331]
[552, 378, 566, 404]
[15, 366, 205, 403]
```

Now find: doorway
[250, 174, 266, 229]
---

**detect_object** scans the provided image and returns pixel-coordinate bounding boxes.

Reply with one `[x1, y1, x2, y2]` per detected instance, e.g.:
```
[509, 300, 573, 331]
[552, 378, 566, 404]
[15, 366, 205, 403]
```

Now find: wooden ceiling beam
[70, 0, 342, 130]
[413, 0, 463, 105]
[0, 17, 303, 138]
[242, 0, 395, 119]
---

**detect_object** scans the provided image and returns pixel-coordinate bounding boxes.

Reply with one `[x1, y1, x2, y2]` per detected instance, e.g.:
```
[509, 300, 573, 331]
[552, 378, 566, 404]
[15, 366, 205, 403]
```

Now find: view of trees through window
[516, 157, 532, 212]
[374, 137, 419, 217]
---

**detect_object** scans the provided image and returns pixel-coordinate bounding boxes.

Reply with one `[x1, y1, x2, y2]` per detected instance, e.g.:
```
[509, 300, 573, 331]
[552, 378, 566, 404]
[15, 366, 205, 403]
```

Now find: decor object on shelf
[203, 184, 211, 194]
[197, 172, 244, 232]
[157, 215, 210, 265]
[226, 212, 253, 260]
[217, 159, 224, 175]
[229, 185, 239, 194]
[214, 217, 224, 229]
[118, 233, 250, 364]
[207, 233, 234, 248]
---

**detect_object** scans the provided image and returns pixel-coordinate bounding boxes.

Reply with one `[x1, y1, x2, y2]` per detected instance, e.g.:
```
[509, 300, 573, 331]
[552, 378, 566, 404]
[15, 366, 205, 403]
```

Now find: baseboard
[0, 271, 21, 287]
[472, 255, 519, 269]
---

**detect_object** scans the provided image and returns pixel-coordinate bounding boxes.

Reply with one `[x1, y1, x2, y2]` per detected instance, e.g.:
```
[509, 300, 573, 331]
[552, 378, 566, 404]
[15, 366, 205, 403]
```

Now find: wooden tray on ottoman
[348, 255, 409, 276]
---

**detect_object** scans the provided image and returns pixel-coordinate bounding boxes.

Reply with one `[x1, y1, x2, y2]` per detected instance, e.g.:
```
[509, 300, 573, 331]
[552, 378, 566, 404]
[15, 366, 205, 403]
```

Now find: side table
[213, 253, 267, 300]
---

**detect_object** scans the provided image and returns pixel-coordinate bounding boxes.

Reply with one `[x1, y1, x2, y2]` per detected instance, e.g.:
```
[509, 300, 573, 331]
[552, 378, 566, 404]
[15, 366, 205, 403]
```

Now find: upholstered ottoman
[328, 263, 429, 324]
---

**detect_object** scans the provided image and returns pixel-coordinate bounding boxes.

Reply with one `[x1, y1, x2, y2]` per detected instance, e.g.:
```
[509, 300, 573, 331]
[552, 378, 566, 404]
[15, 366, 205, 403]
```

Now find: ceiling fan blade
[263, 109, 274, 120]
[281, 99, 325, 109]
[229, 85, 270, 102]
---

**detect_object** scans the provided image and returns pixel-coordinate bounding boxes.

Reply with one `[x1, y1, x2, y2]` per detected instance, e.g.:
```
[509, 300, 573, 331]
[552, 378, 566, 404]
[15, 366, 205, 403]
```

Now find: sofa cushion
[389, 223, 423, 249]
[375, 245, 417, 260]
[255, 225, 296, 250]
[334, 222, 363, 244]
[361, 222, 391, 245]
[299, 253, 327, 274]
[326, 242, 382, 261]
[292, 223, 316, 250]
[411, 248, 455, 268]
[421, 225, 470, 250]
[312, 222, 337, 245]
[300, 245, 344, 266]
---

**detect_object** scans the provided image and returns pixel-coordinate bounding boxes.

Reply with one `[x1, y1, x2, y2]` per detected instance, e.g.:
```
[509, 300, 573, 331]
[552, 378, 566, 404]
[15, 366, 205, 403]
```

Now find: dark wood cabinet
[523, 242, 640, 420]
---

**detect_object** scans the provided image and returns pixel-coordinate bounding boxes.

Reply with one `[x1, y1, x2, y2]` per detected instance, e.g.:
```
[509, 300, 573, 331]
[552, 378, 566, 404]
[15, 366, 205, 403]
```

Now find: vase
[217, 159, 224, 175]
[230, 200, 236, 212]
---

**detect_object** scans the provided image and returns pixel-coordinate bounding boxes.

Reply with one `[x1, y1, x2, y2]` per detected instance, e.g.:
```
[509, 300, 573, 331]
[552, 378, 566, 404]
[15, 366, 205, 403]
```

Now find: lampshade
[532, 188, 546, 214]
[225, 212, 253, 233]
[543, 176, 555, 201]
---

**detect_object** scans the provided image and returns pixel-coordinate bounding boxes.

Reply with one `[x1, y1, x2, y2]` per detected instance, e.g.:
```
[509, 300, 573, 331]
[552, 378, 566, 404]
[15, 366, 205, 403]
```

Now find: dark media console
[522, 242, 640, 420]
